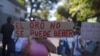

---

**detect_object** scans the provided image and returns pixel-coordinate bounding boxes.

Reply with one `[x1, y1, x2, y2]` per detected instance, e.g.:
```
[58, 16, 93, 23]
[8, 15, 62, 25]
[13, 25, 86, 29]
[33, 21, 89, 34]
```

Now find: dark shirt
[0, 23, 14, 42]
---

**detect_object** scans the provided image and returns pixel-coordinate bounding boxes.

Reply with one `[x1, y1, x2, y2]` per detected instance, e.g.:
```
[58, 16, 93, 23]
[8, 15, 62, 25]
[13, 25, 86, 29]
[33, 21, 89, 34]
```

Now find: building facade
[0, 0, 26, 40]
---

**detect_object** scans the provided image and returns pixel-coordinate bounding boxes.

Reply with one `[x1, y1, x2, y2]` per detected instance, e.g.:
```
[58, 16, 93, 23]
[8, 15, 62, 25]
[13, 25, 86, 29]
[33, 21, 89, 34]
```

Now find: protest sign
[81, 22, 100, 41]
[14, 21, 74, 38]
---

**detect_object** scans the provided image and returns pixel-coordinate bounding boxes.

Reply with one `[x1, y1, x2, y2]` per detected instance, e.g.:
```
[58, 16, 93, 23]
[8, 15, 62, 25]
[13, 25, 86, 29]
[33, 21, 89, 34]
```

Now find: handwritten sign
[14, 21, 74, 38]
[81, 22, 100, 41]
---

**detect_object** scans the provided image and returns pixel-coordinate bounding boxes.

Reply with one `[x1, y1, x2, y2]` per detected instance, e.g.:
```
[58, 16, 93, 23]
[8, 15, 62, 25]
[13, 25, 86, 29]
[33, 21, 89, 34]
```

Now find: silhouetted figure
[0, 17, 14, 56]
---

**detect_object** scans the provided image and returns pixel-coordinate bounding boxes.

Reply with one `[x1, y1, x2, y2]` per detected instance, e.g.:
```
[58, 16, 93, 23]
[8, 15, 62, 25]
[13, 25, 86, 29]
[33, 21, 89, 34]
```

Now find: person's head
[59, 40, 64, 45]
[73, 26, 81, 35]
[7, 17, 12, 23]
[20, 17, 25, 21]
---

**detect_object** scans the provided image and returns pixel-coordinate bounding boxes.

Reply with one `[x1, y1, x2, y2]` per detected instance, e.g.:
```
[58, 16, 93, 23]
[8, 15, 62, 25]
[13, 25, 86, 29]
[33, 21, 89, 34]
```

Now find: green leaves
[55, 5, 70, 20]
[69, 0, 100, 21]
[17, 0, 26, 6]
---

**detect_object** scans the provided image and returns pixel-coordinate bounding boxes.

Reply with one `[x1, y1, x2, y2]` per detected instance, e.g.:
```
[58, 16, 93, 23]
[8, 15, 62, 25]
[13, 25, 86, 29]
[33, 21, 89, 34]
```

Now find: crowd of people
[0, 17, 56, 56]
[57, 26, 100, 56]
[0, 16, 100, 56]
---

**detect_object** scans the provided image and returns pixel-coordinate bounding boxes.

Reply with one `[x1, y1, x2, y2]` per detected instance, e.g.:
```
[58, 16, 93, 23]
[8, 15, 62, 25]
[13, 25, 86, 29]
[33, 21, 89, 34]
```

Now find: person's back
[1, 17, 14, 41]
[1, 23, 14, 41]
[57, 38, 71, 56]
[0, 17, 14, 56]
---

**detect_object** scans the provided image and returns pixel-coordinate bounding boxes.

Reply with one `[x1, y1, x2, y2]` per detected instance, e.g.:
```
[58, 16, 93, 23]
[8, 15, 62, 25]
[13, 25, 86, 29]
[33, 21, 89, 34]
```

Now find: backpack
[85, 41, 96, 53]
[57, 39, 71, 55]
[57, 44, 64, 55]
[57, 39, 65, 55]
[64, 40, 71, 55]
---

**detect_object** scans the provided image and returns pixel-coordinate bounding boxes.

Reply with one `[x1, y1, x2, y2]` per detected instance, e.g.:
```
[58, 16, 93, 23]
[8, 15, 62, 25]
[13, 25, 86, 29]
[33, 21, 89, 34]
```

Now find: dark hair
[73, 26, 81, 35]
[7, 17, 12, 23]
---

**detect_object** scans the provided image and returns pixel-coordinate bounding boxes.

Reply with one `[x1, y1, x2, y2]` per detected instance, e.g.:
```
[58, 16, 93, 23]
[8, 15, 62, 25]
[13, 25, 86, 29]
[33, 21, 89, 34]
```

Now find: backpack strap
[77, 35, 79, 48]
[14, 38, 19, 43]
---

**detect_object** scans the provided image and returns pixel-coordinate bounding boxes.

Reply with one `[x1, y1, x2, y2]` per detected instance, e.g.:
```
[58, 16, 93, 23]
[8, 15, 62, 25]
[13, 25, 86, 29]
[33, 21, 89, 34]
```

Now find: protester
[84, 41, 99, 56]
[10, 18, 27, 56]
[72, 26, 85, 56]
[11, 31, 27, 56]
[0, 17, 14, 56]
[21, 37, 56, 56]
[57, 38, 71, 56]
[93, 41, 100, 56]
[21, 19, 56, 56]
[57, 38, 66, 56]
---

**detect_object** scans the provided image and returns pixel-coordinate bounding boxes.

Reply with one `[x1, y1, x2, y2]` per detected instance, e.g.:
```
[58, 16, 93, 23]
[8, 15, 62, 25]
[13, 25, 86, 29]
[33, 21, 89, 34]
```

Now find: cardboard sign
[14, 21, 74, 38]
[81, 22, 100, 41]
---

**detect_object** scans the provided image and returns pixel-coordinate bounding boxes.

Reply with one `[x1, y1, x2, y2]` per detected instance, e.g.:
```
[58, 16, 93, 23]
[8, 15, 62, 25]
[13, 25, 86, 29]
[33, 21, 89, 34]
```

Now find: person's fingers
[28, 36, 33, 43]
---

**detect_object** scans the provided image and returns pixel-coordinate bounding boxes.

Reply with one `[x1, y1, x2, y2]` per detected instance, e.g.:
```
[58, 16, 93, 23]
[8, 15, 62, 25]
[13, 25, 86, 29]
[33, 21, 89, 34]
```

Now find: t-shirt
[22, 39, 49, 56]
[15, 38, 27, 52]
[11, 31, 27, 52]
[73, 35, 82, 56]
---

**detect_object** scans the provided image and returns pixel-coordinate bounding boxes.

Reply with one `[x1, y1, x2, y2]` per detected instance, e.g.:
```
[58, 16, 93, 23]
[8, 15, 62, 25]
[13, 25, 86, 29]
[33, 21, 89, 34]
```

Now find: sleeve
[11, 31, 17, 40]
[11, 31, 18, 42]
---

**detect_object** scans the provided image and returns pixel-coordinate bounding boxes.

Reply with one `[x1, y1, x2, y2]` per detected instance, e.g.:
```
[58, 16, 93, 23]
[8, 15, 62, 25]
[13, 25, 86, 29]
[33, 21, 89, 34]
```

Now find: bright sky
[26, 0, 64, 21]
[48, 0, 64, 21]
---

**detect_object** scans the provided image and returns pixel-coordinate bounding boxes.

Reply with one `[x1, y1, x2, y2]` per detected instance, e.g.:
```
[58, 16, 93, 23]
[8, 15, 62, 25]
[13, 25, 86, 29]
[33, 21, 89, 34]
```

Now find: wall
[0, 0, 26, 40]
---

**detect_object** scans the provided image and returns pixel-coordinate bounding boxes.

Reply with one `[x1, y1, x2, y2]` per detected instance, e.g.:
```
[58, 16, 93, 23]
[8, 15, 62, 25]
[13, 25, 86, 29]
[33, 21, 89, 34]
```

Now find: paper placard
[14, 21, 74, 38]
[81, 22, 100, 41]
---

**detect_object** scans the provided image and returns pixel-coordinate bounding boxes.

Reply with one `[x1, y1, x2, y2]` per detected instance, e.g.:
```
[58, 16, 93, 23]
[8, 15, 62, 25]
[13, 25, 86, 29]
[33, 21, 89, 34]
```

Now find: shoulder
[60, 37, 67, 41]
[73, 35, 77, 39]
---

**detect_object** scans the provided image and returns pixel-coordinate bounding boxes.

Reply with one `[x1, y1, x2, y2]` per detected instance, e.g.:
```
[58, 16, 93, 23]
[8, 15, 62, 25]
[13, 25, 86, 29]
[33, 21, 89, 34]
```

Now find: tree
[55, 6, 70, 20]
[55, 0, 100, 22]
[69, 0, 100, 22]
[17, 0, 26, 6]
[29, 0, 60, 19]
[54, 0, 72, 21]
[38, 7, 49, 19]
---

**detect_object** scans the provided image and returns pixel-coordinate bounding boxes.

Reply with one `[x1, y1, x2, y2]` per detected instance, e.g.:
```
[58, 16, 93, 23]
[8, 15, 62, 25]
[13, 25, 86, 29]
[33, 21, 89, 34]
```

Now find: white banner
[81, 22, 100, 41]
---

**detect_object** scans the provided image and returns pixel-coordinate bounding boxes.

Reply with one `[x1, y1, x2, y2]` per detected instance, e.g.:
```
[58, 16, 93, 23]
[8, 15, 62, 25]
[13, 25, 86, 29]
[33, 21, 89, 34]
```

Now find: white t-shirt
[73, 35, 82, 56]
[11, 31, 27, 52]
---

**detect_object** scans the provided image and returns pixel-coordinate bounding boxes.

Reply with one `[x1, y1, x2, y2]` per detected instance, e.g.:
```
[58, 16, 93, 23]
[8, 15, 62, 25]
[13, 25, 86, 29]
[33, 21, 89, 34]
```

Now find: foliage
[29, 0, 60, 19]
[84, 0, 100, 12]
[38, 8, 49, 19]
[54, 0, 71, 20]
[55, 0, 100, 21]
[55, 6, 70, 20]
[70, 0, 100, 21]
[17, 0, 26, 6]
